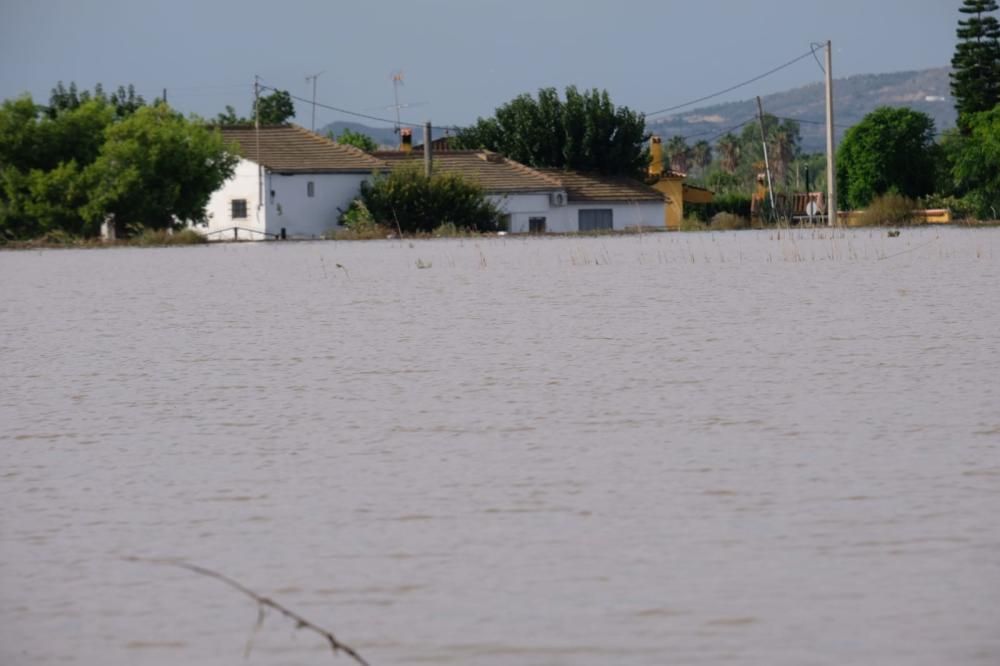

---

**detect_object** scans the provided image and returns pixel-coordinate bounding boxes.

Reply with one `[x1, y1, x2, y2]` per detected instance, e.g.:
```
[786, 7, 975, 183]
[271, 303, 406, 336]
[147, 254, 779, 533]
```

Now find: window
[578, 209, 613, 232]
[231, 199, 248, 219]
[528, 217, 546, 233]
[307, 181, 315, 197]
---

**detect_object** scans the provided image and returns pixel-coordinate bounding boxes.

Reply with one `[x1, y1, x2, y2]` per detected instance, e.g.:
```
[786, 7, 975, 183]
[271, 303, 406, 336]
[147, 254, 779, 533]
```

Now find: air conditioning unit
[549, 191, 567, 207]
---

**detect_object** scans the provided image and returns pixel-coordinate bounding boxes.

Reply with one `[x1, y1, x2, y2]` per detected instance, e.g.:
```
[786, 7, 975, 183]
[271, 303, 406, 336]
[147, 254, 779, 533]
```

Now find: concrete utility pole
[305, 71, 324, 132]
[254, 75, 262, 220]
[756, 96, 777, 219]
[825, 40, 837, 226]
[423, 121, 432, 177]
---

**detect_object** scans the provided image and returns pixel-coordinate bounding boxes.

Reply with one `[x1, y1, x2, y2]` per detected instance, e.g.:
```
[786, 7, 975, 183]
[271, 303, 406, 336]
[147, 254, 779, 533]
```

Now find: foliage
[0, 89, 238, 240]
[856, 192, 917, 226]
[83, 104, 239, 231]
[951, 104, 1000, 219]
[254, 90, 295, 125]
[716, 133, 740, 174]
[453, 86, 647, 176]
[951, 0, 1000, 127]
[356, 165, 504, 234]
[690, 140, 713, 175]
[129, 227, 208, 246]
[710, 212, 750, 230]
[215, 105, 248, 126]
[683, 191, 753, 221]
[331, 127, 378, 152]
[47, 81, 149, 120]
[738, 114, 801, 188]
[665, 135, 690, 173]
[836, 107, 937, 209]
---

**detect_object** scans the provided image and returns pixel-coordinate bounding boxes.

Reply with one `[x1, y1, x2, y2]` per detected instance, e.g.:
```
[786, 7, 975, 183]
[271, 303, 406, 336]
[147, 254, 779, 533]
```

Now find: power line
[644, 47, 819, 118]
[259, 84, 467, 133]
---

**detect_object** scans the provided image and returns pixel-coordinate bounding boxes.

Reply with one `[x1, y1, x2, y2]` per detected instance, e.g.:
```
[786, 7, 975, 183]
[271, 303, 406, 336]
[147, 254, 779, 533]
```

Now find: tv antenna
[305, 71, 324, 131]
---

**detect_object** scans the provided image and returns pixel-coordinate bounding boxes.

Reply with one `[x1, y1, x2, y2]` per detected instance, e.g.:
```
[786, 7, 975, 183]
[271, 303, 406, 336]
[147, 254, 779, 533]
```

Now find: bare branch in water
[123, 556, 370, 666]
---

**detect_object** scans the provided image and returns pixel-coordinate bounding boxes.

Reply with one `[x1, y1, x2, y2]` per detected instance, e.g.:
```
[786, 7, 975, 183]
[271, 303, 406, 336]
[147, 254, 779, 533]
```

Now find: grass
[1, 227, 207, 250]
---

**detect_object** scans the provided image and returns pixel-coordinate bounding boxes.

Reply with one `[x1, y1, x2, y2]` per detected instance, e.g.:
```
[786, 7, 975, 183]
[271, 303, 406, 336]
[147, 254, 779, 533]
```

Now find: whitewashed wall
[265, 172, 370, 238]
[548, 201, 664, 232]
[489, 192, 558, 233]
[200, 159, 268, 240]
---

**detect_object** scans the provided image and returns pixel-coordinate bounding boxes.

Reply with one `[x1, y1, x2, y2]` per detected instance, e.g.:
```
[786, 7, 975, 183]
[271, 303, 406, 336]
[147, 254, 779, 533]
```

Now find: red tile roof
[220, 125, 386, 173]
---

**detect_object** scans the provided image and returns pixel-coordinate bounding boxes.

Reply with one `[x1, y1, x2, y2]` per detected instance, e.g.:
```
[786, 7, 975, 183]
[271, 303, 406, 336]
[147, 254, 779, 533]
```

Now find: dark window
[529, 217, 546, 233]
[307, 181, 315, 197]
[578, 209, 613, 232]
[231, 199, 248, 219]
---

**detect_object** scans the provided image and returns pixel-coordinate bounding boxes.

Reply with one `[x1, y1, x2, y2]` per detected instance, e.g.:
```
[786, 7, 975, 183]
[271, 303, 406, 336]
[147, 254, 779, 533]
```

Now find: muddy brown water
[1, 228, 998, 665]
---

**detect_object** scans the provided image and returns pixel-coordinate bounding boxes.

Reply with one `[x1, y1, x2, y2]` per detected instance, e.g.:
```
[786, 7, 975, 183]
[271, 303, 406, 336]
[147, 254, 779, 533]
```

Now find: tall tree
[716, 133, 740, 174]
[453, 86, 647, 176]
[951, 0, 1000, 128]
[836, 107, 937, 209]
[691, 140, 713, 175]
[665, 135, 690, 173]
[951, 105, 1000, 218]
[254, 90, 295, 125]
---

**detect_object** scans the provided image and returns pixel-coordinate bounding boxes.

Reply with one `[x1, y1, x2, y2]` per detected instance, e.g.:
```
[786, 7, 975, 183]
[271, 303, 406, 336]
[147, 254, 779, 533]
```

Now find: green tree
[454, 86, 647, 176]
[715, 133, 741, 175]
[691, 140, 712, 175]
[330, 127, 377, 152]
[951, 0, 1000, 127]
[215, 105, 248, 126]
[737, 114, 801, 188]
[356, 165, 504, 234]
[836, 107, 937, 209]
[82, 104, 238, 232]
[665, 135, 690, 173]
[951, 105, 1000, 218]
[254, 90, 295, 125]
[0, 95, 115, 239]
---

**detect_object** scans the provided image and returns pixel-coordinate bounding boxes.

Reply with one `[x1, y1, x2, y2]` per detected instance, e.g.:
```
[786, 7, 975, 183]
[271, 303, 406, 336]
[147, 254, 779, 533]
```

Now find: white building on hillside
[200, 125, 386, 240]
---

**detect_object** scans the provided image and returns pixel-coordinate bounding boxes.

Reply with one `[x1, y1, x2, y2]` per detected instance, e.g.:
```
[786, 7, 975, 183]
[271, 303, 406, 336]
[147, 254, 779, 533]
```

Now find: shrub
[683, 192, 752, 221]
[130, 227, 207, 246]
[710, 212, 749, 230]
[857, 192, 916, 226]
[357, 166, 504, 234]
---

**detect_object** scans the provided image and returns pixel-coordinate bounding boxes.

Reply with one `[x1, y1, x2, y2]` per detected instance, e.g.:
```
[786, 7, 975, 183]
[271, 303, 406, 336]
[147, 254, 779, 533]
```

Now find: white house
[199, 125, 386, 240]
[375, 150, 666, 233]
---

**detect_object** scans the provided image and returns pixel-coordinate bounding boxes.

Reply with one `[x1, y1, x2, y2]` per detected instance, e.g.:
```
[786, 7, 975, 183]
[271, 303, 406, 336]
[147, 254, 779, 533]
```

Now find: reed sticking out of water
[122, 556, 370, 666]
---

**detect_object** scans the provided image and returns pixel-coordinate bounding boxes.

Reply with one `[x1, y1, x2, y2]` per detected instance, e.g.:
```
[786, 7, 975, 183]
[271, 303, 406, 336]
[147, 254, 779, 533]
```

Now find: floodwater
[1, 227, 998, 666]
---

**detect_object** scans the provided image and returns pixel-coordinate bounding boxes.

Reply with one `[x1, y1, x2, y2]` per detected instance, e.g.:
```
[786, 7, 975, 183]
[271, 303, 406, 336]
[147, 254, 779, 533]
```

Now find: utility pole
[254, 75, 262, 218]
[305, 71, 324, 132]
[423, 121, 432, 177]
[162, 88, 168, 105]
[825, 40, 837, 227]
[756, 96, 777, 220]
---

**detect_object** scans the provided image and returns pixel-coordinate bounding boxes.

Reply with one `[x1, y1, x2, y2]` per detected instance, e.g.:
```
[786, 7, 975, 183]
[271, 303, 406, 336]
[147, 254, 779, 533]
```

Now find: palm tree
[665, 135, 690, 174]
[691, 140, 713, 176]
[716, 133, 740, 174]
[769, 129, 795, 186]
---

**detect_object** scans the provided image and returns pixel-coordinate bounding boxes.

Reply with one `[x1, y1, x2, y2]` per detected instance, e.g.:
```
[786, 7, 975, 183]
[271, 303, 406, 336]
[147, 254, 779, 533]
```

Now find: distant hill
[317, 121, 401, 149]
[648, 67, 955, 154]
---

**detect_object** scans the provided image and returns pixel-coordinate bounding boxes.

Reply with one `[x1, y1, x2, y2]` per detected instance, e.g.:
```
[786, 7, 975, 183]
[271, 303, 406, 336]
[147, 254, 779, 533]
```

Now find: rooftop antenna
[391, 70, 405, 141]
[305, 71, 324, 132]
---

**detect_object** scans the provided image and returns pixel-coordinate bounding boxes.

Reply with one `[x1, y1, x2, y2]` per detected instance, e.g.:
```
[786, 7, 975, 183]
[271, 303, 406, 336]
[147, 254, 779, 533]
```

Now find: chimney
[649, 135, 663, 178]
[400, 127, 412, 154]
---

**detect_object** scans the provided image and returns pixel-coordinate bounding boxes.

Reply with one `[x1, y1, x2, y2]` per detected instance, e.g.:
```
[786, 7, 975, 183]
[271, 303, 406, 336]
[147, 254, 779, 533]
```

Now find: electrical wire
[644, 47, 819, 118]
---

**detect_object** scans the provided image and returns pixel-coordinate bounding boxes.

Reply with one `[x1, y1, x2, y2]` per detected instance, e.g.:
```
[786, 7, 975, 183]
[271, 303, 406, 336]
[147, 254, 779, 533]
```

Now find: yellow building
[646, 136, 714, 230]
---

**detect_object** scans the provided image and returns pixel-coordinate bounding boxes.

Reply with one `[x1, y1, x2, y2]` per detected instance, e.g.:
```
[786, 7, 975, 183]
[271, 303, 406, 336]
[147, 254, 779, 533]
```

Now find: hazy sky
[1, 0, 957, 130]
